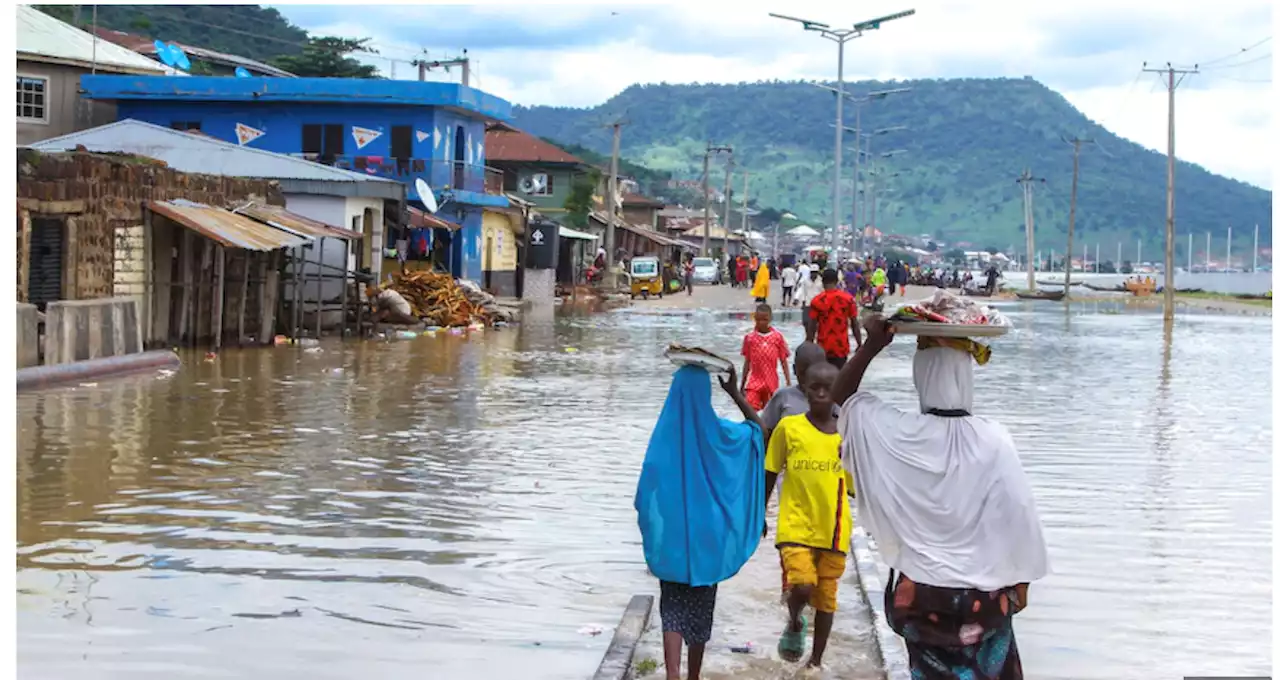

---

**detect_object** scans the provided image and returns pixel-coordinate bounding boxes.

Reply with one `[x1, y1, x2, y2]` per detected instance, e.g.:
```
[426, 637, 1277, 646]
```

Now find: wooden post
[314, 238, 324, 339]
[211, 245, 225, 350]
[341, 239, 351, 339]
[259, 251, 279, 345]
[292, 248, 302, 340]
[237, 251, 250, 346]
[178, 229, 193, 344]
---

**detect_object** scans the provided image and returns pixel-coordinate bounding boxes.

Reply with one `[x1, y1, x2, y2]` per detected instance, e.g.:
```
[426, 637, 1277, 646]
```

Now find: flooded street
[17, 291, 1272, 680]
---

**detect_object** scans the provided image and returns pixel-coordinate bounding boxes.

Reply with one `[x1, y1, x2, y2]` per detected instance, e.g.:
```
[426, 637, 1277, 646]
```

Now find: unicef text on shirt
[785, 459, 844, 473]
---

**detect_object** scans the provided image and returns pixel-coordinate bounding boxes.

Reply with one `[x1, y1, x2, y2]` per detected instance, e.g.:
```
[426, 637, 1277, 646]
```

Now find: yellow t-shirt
[765, 413, 854, 554]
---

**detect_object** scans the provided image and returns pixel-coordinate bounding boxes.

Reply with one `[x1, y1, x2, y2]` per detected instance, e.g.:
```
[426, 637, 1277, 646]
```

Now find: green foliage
[563, 169, 601, 228]
[984, 245, 1000, 254]
[943, 248, 967, 263]
[271, 36, 380, 79]
[35, 5, 309, 63]
[884, 248, 918, 266]
[542, 137, 672, 196]
[512, 79, 1271, 253]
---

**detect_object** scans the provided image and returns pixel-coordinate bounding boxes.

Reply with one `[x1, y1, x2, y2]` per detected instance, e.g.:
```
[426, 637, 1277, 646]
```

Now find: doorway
[452, 125, 466, 188]
[28, 217, 65, 311]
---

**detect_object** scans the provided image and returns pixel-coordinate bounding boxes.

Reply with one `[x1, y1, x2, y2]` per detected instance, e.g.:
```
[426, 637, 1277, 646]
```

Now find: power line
[1200, 52, 1271, 70]
[1196, 36, 1271, 67]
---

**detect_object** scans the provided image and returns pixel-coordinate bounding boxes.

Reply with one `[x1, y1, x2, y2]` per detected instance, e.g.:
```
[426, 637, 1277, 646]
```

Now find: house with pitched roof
[484, 122, 592, 216]
[16, 5, 172, 145]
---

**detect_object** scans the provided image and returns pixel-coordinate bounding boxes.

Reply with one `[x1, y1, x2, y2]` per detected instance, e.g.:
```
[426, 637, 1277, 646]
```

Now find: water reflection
[16, 303, 1273, 680]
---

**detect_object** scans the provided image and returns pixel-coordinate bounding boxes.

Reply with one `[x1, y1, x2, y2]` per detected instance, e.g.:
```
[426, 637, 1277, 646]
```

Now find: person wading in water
[832, 317, 1050, 679]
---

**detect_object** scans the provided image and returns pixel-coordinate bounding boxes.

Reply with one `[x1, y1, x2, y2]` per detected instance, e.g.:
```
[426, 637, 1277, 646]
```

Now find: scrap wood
[386, 270, 492, 327]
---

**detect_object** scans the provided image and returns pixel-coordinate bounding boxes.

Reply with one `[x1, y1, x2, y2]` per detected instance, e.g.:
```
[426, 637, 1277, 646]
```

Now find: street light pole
[771, 9, 916, 262]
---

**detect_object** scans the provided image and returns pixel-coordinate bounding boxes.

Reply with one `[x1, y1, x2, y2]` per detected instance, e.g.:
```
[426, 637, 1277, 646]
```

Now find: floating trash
[577, 625, 605, 637]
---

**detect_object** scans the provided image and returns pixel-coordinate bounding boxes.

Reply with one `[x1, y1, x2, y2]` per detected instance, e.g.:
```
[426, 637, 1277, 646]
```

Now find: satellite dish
[234, 67, 251, 78]
[168, 43, 191, 70]
[519, 177, 537, 194]
[415, 178, 439, 213]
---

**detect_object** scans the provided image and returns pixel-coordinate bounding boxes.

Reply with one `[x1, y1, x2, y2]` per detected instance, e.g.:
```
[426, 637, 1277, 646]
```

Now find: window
[390, 126, 412, 160]
[502, 171, 517, 192]
[170, 121, 201, 131]
[17, 75, 47, 122]
[301, 123, 345, 163]
[534, 173, 553, 196]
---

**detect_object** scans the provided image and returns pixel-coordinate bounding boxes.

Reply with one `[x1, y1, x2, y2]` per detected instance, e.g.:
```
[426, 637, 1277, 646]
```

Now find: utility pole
[1143, 61, 1197, 319]
[1137, 239, 1142, 268]
[740, 172, 750, 233]
[722, 153, 735, 256]
[1016, 169, 1046, 291]
[1254, 224, 1259, 272]
[1226, 225, 1232, 269]
[1187, 233, 1193, 271]
[701, 142, 732, 253]
[771, 9, 917, 257]
[1206, 231, 1211, 270]
[1062, 135, 1093, 291]
[604, 120, 627, 269]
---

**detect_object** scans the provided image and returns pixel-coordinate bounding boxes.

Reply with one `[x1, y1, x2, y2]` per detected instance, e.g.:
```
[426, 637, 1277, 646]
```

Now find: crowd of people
[638, 270, 1048, 680]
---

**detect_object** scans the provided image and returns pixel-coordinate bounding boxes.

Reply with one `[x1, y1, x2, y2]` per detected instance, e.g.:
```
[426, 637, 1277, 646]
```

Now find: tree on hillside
[563, 170, 602, 229]
[985, 245, 1000, 254]
[944, 248, 967, 264]
[272, 36, 380, 78]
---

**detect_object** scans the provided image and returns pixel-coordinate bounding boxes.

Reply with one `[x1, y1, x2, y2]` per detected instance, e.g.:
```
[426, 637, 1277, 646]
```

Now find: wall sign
[235, 123, 264, 146]
[351, 126, 382, 150]
[416, 129, 429, 143]
[433, 126, 441, 150]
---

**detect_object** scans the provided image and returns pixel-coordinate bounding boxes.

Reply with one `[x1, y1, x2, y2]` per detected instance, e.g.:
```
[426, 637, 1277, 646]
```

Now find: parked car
[691, 257, 720, 285]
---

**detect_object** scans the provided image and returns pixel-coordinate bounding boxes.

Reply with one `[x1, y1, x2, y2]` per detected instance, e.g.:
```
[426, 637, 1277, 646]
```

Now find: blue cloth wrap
[634, 366, 764, 587]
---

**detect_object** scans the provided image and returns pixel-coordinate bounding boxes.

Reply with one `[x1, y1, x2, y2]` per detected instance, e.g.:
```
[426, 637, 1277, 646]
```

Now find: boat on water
[1037, 279, 1086, 287]
[1083, 283, 1124, 292]
[1016, 290, 1066, 301]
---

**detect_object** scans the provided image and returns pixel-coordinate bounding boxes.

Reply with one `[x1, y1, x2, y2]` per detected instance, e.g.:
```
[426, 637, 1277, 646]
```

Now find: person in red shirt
[806, 268, 862, 368]
[740, 303, 792, 411]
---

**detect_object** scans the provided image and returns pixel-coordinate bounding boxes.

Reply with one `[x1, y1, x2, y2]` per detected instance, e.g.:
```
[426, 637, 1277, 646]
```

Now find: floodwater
[998, 270, 1272, 295]
[16, 299, 1272, 680]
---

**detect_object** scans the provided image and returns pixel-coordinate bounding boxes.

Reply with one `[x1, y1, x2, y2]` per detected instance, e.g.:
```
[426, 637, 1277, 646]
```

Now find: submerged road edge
[851, 525, 911, 680]
[592, 594, 654, 680]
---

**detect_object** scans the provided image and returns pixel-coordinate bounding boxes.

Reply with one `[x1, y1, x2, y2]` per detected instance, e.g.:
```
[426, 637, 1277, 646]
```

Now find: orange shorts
[779, 545, 847, 613]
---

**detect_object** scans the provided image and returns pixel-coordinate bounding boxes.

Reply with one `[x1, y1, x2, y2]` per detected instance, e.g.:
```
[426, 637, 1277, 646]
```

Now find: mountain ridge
[512, 78, 1271, 254]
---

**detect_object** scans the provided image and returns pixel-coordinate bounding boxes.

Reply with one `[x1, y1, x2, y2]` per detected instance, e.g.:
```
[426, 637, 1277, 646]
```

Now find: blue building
[79, 75, 512, 282]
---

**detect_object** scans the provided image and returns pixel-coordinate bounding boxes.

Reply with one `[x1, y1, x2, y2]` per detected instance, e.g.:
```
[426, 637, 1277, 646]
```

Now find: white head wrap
[839, 347, 1050, 591]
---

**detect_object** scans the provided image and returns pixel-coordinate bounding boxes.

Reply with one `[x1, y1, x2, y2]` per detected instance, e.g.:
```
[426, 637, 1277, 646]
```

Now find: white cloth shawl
[839, 347, 1050, 591]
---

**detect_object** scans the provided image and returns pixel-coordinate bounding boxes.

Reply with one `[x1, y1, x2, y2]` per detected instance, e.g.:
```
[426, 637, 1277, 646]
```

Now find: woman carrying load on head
[830, 318, 1050, 680]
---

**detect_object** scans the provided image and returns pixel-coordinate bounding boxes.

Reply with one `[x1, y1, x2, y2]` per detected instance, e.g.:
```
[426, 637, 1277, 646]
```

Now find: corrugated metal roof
[237, 203, 362, 241]
[148, 199, 308, 251]
[407, 206, 462, 231]
[90, 28, 298, 78]
[559, 226, 598, 241]
[17, 6, 172, 75]
[27, 120, 401, 186]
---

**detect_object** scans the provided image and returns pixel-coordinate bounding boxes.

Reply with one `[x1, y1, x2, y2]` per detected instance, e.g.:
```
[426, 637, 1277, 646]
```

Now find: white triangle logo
[416, 129, 429, 143]
[477, 142, 484, 161]
[433, 126, 441, 150]
[531, 229, 544, 245]
[235, 122, 264, 146]
[351, 126, 382, 150]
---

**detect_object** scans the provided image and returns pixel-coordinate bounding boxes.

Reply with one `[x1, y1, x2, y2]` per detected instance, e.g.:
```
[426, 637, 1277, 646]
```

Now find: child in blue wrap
[635, 364, 765, 680]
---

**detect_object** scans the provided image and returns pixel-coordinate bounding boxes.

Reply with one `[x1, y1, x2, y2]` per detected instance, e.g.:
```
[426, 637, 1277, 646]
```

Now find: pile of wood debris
[386, 270, 491, 327]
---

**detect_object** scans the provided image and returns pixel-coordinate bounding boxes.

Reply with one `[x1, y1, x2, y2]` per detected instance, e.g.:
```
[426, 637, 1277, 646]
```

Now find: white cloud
[276, 0, 1275, 188]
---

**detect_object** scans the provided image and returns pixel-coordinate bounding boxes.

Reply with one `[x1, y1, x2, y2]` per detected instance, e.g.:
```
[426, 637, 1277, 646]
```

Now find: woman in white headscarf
[831, 316, 1049, 680]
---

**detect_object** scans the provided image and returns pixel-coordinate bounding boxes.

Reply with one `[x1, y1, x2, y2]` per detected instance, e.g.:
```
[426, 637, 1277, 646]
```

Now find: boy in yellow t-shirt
[763, 361, 853, 668]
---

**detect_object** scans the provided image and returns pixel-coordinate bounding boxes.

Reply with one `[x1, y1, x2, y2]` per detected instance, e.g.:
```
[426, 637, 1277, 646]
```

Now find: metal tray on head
[664, 344, 733, 373]
[888, 321, 1010, 338]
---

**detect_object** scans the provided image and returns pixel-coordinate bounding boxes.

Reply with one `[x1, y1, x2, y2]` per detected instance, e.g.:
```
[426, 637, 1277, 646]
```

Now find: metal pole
[722, 153, 734, 260]
[831, 39, 845, 256]
[1117, 242, 1122, 271]
[605, 122, 622, 269]
[1064, 136, 1089, 290]
[91, 5, 99, 74]
[1188, 233, 1193, 272]
[1206, 231, 1211, 270]
[852, 100, 862, 254]
[1137, 239, 1142, 269]
[741, 171, 750, 234]
[701, 145, 711, 253]
[1226, 225, 1232, 269]
[1254, 224, 1259, 272]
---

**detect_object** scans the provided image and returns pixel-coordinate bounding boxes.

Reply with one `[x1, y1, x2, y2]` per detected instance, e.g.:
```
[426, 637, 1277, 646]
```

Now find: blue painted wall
[112, 100, 494, 281]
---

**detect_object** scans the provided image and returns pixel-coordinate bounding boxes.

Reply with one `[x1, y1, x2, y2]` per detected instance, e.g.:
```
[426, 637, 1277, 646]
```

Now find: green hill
[34, 5, 308, 64]
[512, 79, 1272, 254]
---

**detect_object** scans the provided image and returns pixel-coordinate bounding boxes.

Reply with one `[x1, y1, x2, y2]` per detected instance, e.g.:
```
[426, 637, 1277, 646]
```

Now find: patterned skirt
[885, 570, 1028, 680]
[659, 581, 718, 645]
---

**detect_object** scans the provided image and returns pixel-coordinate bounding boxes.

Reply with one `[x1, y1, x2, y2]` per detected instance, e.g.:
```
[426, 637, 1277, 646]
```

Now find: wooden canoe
[1016, 290, 1066, 301]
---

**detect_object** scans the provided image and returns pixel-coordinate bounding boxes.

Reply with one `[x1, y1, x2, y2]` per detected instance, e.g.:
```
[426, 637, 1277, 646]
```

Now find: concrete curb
[16, 350, 180, 392]
[592, 594, 654, 680]
[851, 526, 911, 680]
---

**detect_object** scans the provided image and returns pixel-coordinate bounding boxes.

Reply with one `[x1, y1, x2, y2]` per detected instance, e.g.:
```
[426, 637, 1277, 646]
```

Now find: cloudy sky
[274, 1, 1274, 189]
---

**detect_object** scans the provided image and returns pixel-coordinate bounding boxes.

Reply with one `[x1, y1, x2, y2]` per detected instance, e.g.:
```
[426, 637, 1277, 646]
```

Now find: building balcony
[292, 154, 507, 205]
